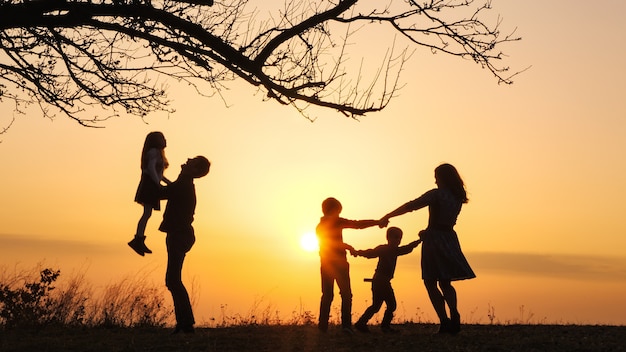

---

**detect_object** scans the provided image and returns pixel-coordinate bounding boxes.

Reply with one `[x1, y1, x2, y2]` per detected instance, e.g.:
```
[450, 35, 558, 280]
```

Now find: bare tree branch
[0, 0, 522, 128]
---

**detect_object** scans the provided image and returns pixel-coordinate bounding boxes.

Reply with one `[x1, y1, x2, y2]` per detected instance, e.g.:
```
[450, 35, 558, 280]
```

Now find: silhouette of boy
[353, 226, 421, 333]
[315, 197, 382, 333]
[159, 156, 210, 334]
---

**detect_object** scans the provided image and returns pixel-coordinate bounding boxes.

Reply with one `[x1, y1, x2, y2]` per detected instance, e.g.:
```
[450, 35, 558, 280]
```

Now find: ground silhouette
[2, 323, 625, 352]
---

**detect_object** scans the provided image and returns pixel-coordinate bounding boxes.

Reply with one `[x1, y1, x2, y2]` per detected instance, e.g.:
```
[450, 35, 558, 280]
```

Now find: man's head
[181, 156, 211, 178]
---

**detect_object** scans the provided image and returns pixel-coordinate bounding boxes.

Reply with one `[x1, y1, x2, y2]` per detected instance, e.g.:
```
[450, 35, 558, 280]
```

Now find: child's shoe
[140, 238, 152, 254]
[128, 236, 147, 256]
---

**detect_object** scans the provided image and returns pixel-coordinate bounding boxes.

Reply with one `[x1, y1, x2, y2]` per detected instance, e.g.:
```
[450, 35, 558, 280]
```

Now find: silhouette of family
[315, 163, 475, 335]
[129, 131, 475, 335]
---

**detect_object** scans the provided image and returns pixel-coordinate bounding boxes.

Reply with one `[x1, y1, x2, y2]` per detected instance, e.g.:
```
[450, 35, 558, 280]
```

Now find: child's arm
[396, 240, 422, 256]
[355, 246, 382, 259]
[343, 243, 357, 257]
[343, 219, 382, 230]
[409, 239, 422, 248]
[145, 149, 163, 186]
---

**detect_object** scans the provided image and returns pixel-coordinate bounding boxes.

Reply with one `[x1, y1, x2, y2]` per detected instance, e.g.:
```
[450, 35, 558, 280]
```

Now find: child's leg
[381, 283, 396, 329]
[335, 264, 352, 328]
[318, 264, 335, 331]
[136, 205, 153, 237]
[129, 205, 153, 255]
[355, 282, 383, 332]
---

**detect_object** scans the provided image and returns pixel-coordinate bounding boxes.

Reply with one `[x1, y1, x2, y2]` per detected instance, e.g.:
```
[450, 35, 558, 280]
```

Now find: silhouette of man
[159, 156, 210, 334]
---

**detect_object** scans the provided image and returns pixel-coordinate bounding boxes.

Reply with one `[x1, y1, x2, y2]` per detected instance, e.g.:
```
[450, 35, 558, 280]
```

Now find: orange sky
[1, 1, 626, 326]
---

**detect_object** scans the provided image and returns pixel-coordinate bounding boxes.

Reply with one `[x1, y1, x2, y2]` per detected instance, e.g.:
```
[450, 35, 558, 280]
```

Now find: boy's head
[181, 156, 211, 178]
[321, 197, 342, 216]
[386, 227, 403, 246]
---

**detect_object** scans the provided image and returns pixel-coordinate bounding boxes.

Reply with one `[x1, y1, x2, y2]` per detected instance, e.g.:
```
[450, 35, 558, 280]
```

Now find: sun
[300, 231, 319, 252]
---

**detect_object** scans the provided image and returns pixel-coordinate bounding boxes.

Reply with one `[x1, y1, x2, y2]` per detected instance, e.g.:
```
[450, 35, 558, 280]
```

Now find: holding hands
[344, 243, 357, 257]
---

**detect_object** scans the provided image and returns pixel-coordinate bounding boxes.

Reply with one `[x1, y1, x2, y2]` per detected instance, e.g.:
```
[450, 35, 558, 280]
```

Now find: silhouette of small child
[129, 131, 172, 256]
[316, 197, 384, 333]
[352, 226, 421, 333]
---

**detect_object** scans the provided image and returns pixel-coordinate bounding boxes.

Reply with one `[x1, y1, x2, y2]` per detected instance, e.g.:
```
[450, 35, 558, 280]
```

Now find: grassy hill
[2, 323, 625, 352]
[2, 267, 624, 351]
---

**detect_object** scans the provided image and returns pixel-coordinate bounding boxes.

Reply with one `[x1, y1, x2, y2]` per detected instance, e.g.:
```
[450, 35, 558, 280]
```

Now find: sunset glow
[300, 232, 319, 253]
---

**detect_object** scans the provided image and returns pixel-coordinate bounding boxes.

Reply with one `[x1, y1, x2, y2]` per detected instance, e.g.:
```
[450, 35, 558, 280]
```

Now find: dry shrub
[92, 274, 171, 328]
[0, 264, 172, 329]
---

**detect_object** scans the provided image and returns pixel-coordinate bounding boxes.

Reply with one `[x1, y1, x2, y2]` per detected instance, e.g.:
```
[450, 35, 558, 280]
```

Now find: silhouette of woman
[380, 163, 475, 334]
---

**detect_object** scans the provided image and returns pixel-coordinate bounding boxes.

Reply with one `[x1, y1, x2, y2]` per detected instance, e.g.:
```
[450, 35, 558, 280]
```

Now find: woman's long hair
[435, 163, 468, 203]
[141, 131, 169, 170]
